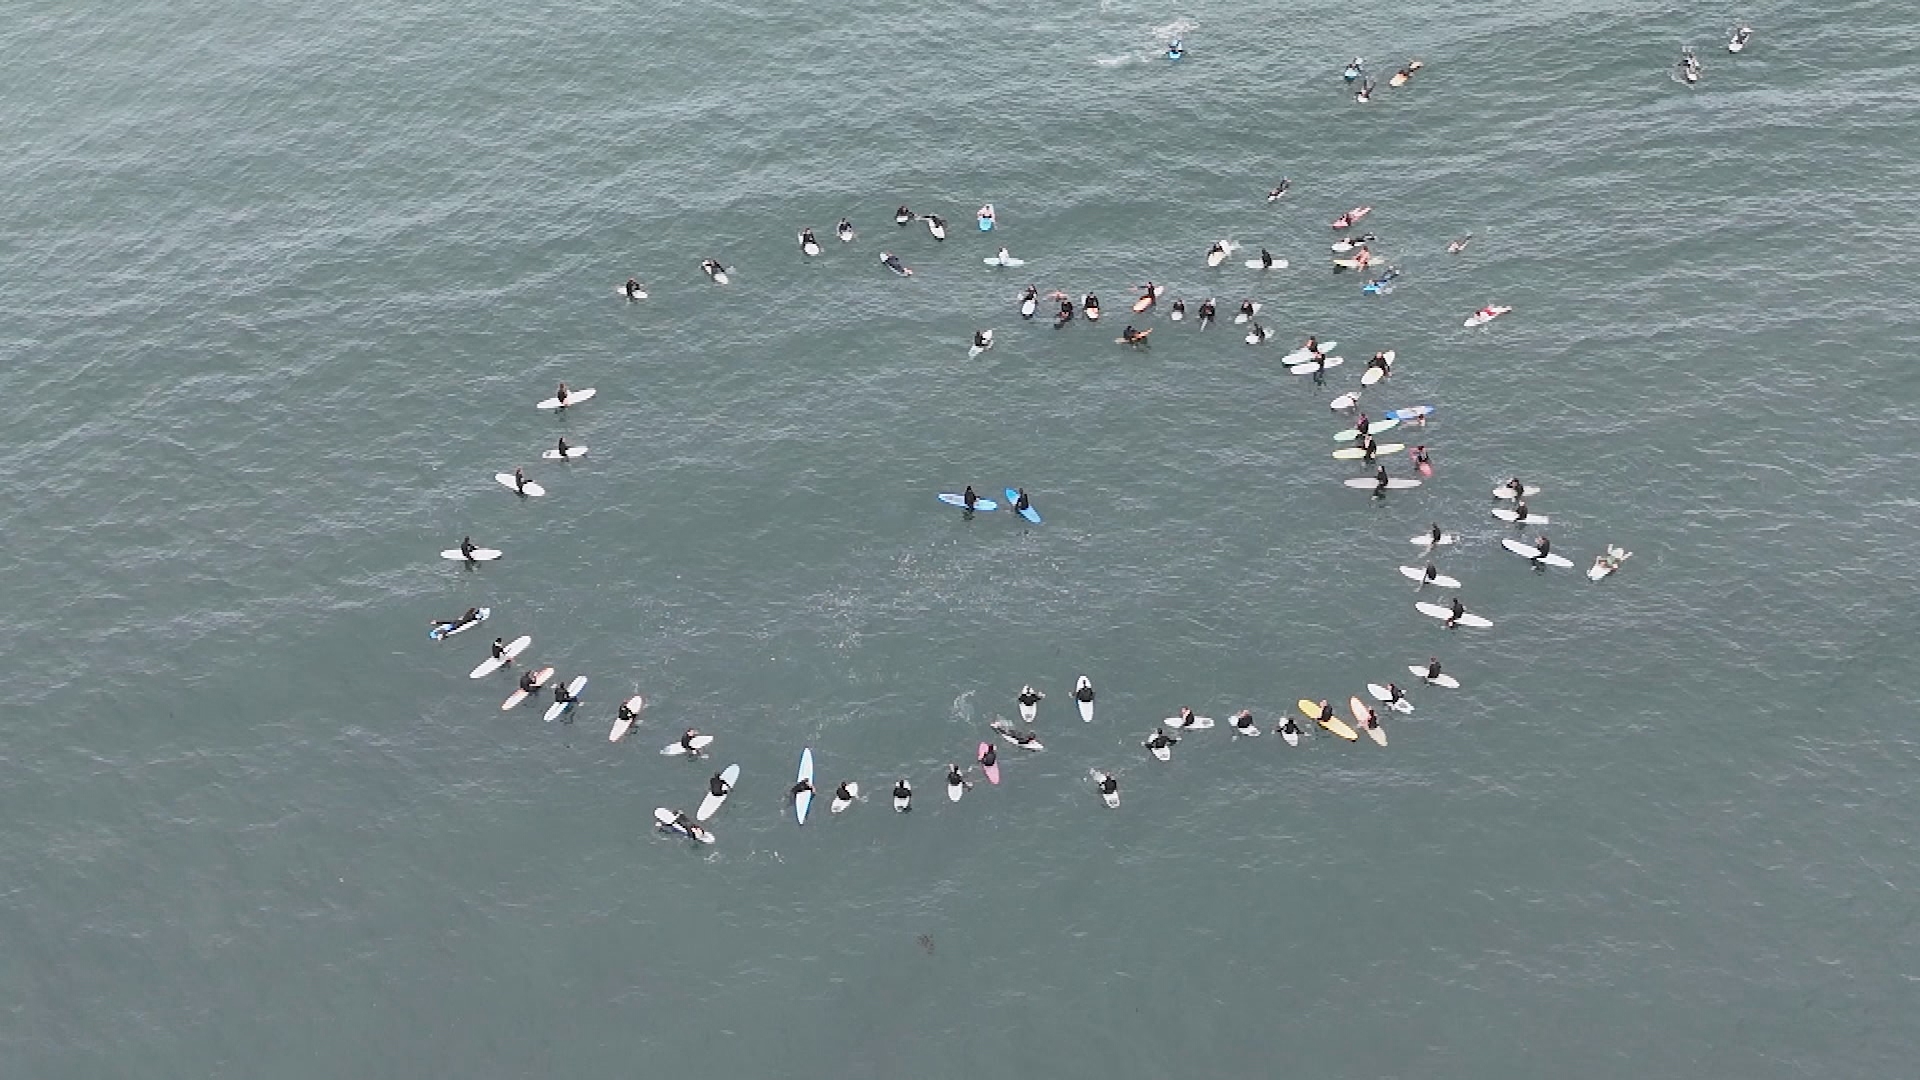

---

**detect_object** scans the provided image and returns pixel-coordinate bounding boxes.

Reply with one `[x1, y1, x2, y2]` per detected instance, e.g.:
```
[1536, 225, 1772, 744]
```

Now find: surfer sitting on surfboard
[1120, 326, 1150, 345]
[1013, 489, 1032, 515]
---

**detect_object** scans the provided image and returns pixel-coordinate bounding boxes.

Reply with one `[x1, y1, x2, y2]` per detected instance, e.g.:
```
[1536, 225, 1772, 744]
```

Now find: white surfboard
[1277, 722, 1302, 746]
[983, 255, 1026, 267]
[1491, 506, 1550, 525]
[1416, 601, 1493, 628]
[799, 232, 821, 257]
[830, 782, 860, 814]
[495, 473, 546, 497]
[968, 330, 994, 359]
[1091, 769, 1120, 808]
[442, 547, 503, 562]
[1399, 566, 1461, 588]
[1019, 293, 1037, 317]
[541, 446, 588, 460]
[1233, 302, 1261, 324]
[615, 285, 648, 299]
[1244, 327, 1270, 345]
[1335, 417, 1399, 440]
[794, 748, 815, 824]
[1589, 547, 1633, 581]
[1330, 391, 1360, 410]
[1144, 737, 1173, 761]
[1463, 306, 1511, 327]
[1345, 477, 1422, 490]
[654, 808, 715, 844]
[1360, 351, 1395, 385]
[661, 735, 715, 757]
[543, 676, 587, 722]
[1288, 356, 1344, 375]
[469, 635, 531, 678]
[535, 387, 596, 410]
[608, 695, 645, 742]
[1018, 687, 1041, 723]
[500, 666, 555, 710]
[1367, 684, 1415, 713]
[1243, 257, 1290, 269]
[1493, 484, 1542, 499]
[1411, 532, 1457, 548]
[893, 784, 912, 812]
[1501, 538, 1573, 567]
[1206, 241, 1236, 267]
[1281, 342, 1337, 364]
[1333, 442, 1406, 459]
[926, 218, 946, 240]
[697, 764, 740, 821]
[1411, 666, 1461, 689]
[946, 774, 966, 802]
[1075, 676, 1094, 722]
[1164, 715, 1214, 731]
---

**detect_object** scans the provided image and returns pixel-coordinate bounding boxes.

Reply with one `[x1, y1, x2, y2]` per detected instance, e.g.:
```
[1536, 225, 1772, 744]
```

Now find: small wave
[1152, 17, 1198, 41]
[1095, 54, 1135, 68]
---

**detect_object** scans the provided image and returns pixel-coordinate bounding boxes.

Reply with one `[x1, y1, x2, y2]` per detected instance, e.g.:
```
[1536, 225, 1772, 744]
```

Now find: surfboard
[1399, 566, 1461, 588]
[615, 285, 648, 299]
[1367, 684, 1414, 713]
[1491, 507, 1550, 524]
[1130, 286, 1162, 312]
[1232, 304, 1262, 325]
[1335, 418, 1400, 440]
[983, 255, 1025, 267]
[1384, 405, 1432, 421]
[1245, 327, 1270, 345]
[946, 772, 966, 802]
[1411, 667, 1462, 689]
[1278, 721, 1301, 746]
[1360, 352, 1396, 385]
[661, 734, 715, 756]
[441, 547, 503, 562]
[1333, 258, 1365, 269]
[1287, 357, 1344, 375]
[799, 232, 821, 257]
[1502, 537, 1574, 567]
[1330, 391, 1360, 410]
[429, 607, 489, 641]
[543, 676, 587, 722]
[608, 695, 645, 742]
[1333, 443, 1406, 460]
[541, 446, 588, 460]
[1463, 306, 1511, 327]
[1350, 696, 1387, 746]
[1206, 242, 1235, 267]
[977, 742, 1000, 784]
[495, 473, 546, 497]
[1244, 257, 1290, 269]
[992, 720, 1045, 751]
[1281, 342, 1337, 364]
[1416, 601, 1493, 628]
[794, 748, 815, 824]
[830, 781, 861, 813]
[1345, 477, 1422, 490]
[1003, 489, 1041, 524]
[1411, 532, 1457, 547]
[1020, 293, 1037, 318]
[1144, 736, 1173, 762]
[654, 808, 715, 844]
[469, 634, 530, 678]
[1229, 715, 1262, 737]
[1116, 330, 1151, 345]
[1075, 676, 1094, 722]
[500, 666, 555, 710]
[1589, 548, 1633, 581]
[697, 764, 740, 821]
[926, 218, 946, 240]
[535, 387, 596, 410]
[937, 493, 999, 512]
[1297, 698, 1358, 741]
[1091, 769, 1120, 808]
[1492, 484, 1542, 499]
[1165, 715, 1214, 731]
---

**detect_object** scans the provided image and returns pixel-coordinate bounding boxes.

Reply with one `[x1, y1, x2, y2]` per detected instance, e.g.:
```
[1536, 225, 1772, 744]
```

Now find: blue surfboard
[1003, 488, 1042, 525]
[938, 493, 999, 512]
[1384, 405, 1435, 421]
[978, 217, 993, 232]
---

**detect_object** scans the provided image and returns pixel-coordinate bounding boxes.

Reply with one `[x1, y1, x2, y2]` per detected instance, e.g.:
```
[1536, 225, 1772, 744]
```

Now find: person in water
[1412, 446, 1431, 468]
[1177, 706, 1196, 727]
[517, 669, 539, 694]
[1196, 299, 1216, 325]
[1018, 685, 1042, 708]
[1277, 715, 1303, 738]
[1534, 534, 1552, 558]
[1258, 248, 1276, 269]
[1082, 293, 1100, 318]
[1267, 179, 1290, 202]
[1237, 299, 1256, 319]
[962, 485, 978, 510]
[1096, 772, 1118, 797]
[1354, 413, 1370, 436]
[800, 227, 817, 249]
[1170, 299, 1186, 318]
[555, 436, 574, 459]
[708, 772, 731, 798]
[1231, 709, 1256, 732]
[978, 744, 997, 769]
[552, 679, 576, 705]
[489, 636, 507, 659]
[973, 330, 991, 349]
[1055, 298, 1075, 326]
[895, 205, 914, 223]
[1512, 499, 1531, 521]
[1426, 657, 1444, 680]
[432, 607, 481, 633]
[1506, 476, 1526, 496]
[893, 778, 913, 810]
[1207, 241, 1228, 261]
[1122, 325, 1149, 344]
[1373, 465, 1390, 495]
[512, 467, 530, 493]
[1014, 489, 1032, 514]
[1387, 683, 1407, 706]
[1422, 563, 1439, 583]
[1074, 680, 1094, 704]
[946, 764, 966, 788]
[1446, 597, 1465, 628]
[623, 278, 643, 299]
[836, 217, 854, 240]
[1145, 728, 1176, 753]
[1426, 523, 1444, 545]
[789, 776, 814, 800]
[680, 728, 703, 754]
[1317, 700, 1336, 724]
[616, 699, 638, 724]
[1359, 434, 1378, 460]
[1360, 705, 1379, 731]
[834, 780, 856, 803]
[459, 536, 479, 561]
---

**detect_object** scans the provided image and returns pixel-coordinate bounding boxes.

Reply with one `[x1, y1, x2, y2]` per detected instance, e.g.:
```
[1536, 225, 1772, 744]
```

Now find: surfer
[708, 771, 732, 799]
[458, 536, 479, 562]
[961, 485, 979, 511]
[1354, 413, 1370, 436]
[1360, 706, 1379, 731]
[1512, 499, 1532, 522]
[1426, 523, 1444, 546]
[1170, 298, 1186, 319]
[1303, 336, 1319, 353]
[488, 636, 507, 661]
[1368, 351, 1391, 374]
[1144, 728, 1177, 755]
[1258, 247, 1277, 269]
[1245, 322, 1268, 344]
[789, 776, 815, 800]
[1445, 597, 1465, 628]
[1230, 710, 1257, 734]
[679, 728, 704, 756]
[972, 330, 991, 350]
[1014, 490, 1032, 515]
[1266, 178, 1290, 202]
[512, 467, 530, 494]
[1426, 657, 1444, 681]
[1019, 284, 1038, 318]
[622, 278, 643, 299]
[1055, 297, 1075, 326]
[1333, 211, 1354, 229]
[1412, 446, 1431, 468]
[516, 669, 540, 695]
[552, 679, 577, 705]
[837, 217, 854, 241]
[616, 699, 638, 726]
[1207, 240, 1228, 263]
[1317, 700, 1336, 725]
[1121, 324, 1149, 345]
[1447, 234, 1472, 254]
[1533, 535, 1552, 558]
[895, 205, 914, 224]
[554, 383, 570, 407]
[893, 778, 913, 811]
[1074, 681, 1095, 706]
[946, 764, 967, 791]
[1096, 772, 1118, 798]
[1177, 706, 1197, 728]
[1237, 299, 1256, 321]
[1196, 298, 1216, 327]
[978, 743, 997, 769]
[433, 607, 481, 634]
[925, 214, 947, 239]
[1136, 281, 1157, 305]
[700, 258, 723, 280]
[993, 246, 1013, 265]
[1001, 723, 1042, 749]
[1386, 683, 1408, 708]
[799, 227, 818, 252]
[834, 780, 857, 803]
[1355, 78, 1375, 103]
[879, 252, 912, 276]
[1166, 37, 1183, 59]
[1359, 436, 1378, 463]
[556, 437, 573, 458]
[1373, 465, 1390, 496]
[1082, 293, 1101, 320]
[1505, 476, 1526, 497]
[1278, 716, 1303, 739]
[1422, 563, 1439, 585]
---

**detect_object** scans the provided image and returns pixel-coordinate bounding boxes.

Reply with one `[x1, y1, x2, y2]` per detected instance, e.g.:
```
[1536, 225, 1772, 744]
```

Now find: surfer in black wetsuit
[1386, 683, 1407, 706]
[623, 278, 643, 299]
[973, 330, 991, 349]
[512, 467, 530, 494]
[1267, 179, 1290, 202]
[1534, 535, 1552, 558]
[1427, 523, 1444, 546]
[1423, 564, 1439, 584]
[1512, 500, 1531, 522]
[1055, 298, 1074, 326]
[799, 227, 818, 251]
[1014, 490, 1031, 514]
[1144, 729, 1176, 754]
[834, 781, 856, 803]
[789, 777, 814, 800]
[962, 485, 978, 511]
[459, 536, 478, 561]
[552, 680, 576, 704]
[489, 637, 506, 659]
[1196, 298, 1216, 327]
[554, 383, 569, 406]
[895, 205, 914, 224]
[893, 779, 913, 810]
[1446, 597, 1465, 628]
[518, 670, 539, 694]
[616, 699, 638, 725]
[978, 744, 997, 769]
[1317, 700, 1336, 725]
[1082, 293, 1100, 319]
[1097, 773, 1118, 797]
[1426, 657, 1444, 680]
[1360, 435, 1378, 463]
[680, 728, 703, 755]
[1373, 465, 1390, 496]
[1259, 248, 1276, 269]
[1231, 709, 1256, 733]
[946, 764, 966, 790]
[1278, 716, 1302, 738]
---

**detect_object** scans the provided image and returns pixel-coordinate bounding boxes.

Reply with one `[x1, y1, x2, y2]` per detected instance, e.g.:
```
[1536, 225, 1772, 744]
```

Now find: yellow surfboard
[1297, 698, 1359, 741]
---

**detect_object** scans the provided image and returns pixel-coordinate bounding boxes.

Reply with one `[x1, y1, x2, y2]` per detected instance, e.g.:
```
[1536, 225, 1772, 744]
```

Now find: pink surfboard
[976, 742, 1001, 785]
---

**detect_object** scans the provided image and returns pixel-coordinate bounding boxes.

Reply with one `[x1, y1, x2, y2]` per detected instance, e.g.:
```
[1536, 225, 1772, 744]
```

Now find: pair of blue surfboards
[936, 488, 1042, 524]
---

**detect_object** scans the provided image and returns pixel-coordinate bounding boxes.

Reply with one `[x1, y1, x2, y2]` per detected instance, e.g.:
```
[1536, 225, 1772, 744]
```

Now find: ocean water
[4, 1, 1919, 1076]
